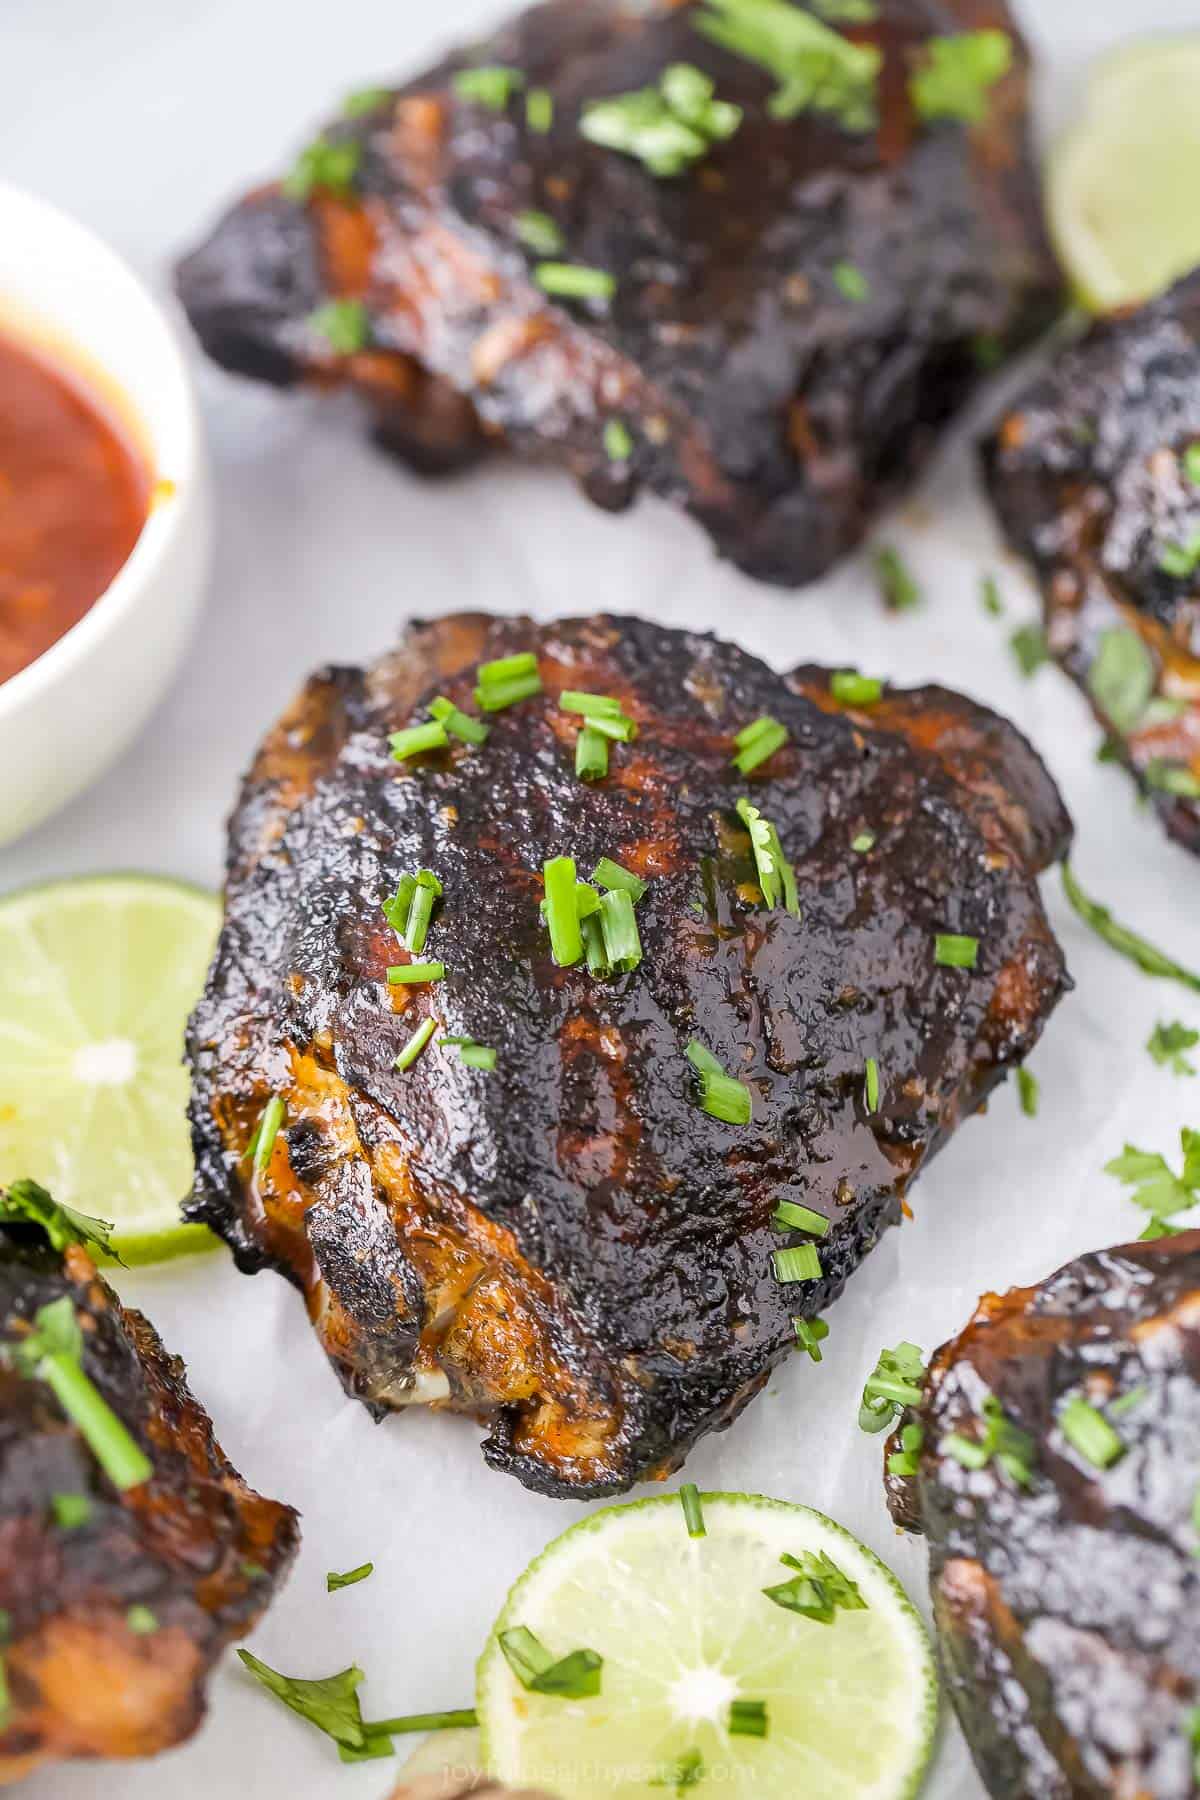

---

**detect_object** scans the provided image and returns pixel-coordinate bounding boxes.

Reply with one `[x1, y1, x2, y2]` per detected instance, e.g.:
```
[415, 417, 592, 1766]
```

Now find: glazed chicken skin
[886, 1231, 1200, 1799]
[176, 0, 1061, 587]
[187, 612, 1070, 1497]
[0, 1202, 298, 1784]
[984, 271, 1200, 857]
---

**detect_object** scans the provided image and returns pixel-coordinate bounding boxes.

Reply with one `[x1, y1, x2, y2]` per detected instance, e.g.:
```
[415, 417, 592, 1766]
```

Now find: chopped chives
[384, 868, 443, 955]
[582, 912, 610, 976]
[535, 262, 616, 301]
[1059, 1397, 1125, 1469]
[734, 797, 799, 917]
[873, 545, 920, 611]
[453, 65, 523, 110]
[851, 831, 875, 853]
[1107, 1385, 1147, 1418]
[941, 1433, 989, 1470]
[8, 1299, 153, 1493]
[830, 670, 882, 706]
[51, 1492, 92, 1530]
[576, 726, 610, 781]
[728, 1699, 767, 1738]
[394, 1017, 437, 1071]
[544, 857, 583, 967]
[252, 1095, 286, 1174]
[859, 1343, 927, 1432]
[283, 135, 361, 203]
[459, 1044, 498, 1071]
[429, 696, 489, 745]
[327, 1563, 374, 1592]
[599, 889, 643, 972]
[126, 1605, 158, 1635]
[560, 690, 622, 716]
[773, 1200, 828, 1236]
[585, 712, 637, 742]
[732, 715, 789, 774]
[475, 651, 543, 712]
[772, 1244, 821, 1283]
[390, 720, 449, 760]
[679, 1483, 706, 1538]
[592, 858, 647, 901]
[526, 86, 553, 132]
[793, 1317, 829, 1362]
[686, 1040, 752, 1124]
[864, 1056, 880, 1112]
[832, 261, 869, 302]
[1016, 1065, 1038, 1118]
[935, 933, 979, 969]
[515, 210, 564, 256]
[386, 962, 445, 984]
[604, 420, 634, 462]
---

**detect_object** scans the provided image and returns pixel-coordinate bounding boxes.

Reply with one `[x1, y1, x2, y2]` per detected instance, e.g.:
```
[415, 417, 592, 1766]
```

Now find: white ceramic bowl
[0, 182, 211, 846]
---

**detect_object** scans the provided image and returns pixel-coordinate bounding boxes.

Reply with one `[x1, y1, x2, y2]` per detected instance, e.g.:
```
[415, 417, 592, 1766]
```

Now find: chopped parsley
[534, 262, 616, 302]
[941, 1395, 1034, 1487]
[1104, 1129, 1200, 1219]
[934, 933, 978, 970]
[1009, 622, 1049, 677]
[498, 1627, 603, 1698]
[694, 0, 881, 129]
[0, 1180, 114, 1260]
[515, 209, 564, 256]
[832, 261, 870, 303]
[327, 1563, 374, 1592]
[1062, 862, 1200, 995]
[763, 1549, 866, 1623]
[735, 797, 800, 915]
[732, 714, 789, 774]
[603, 419, 634, 462]
[873, 546, 920, 611]
[859, 1342, 926, 1432]
[580, 62, 742, 177]
[1087, 627, 1155, 732]
[283, 135, 361, 202]
[687, 1039, 753, 1125]
[830, 669, 882, 705]
[1016, 1066, 1039, 1117]
[909, 30, 1013, 125]
[453, 65, 524, 111]
[1148, 1020, 1199, 1076]
[1058, 1397, 1124, 1470]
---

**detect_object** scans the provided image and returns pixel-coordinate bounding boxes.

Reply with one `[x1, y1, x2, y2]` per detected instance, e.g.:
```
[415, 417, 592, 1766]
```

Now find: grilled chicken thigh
[176, 0, 1060, 586]
[0, 1193, 297, 1784]
[984, 271, 1200, 856]
[886, 1231, 1200, 1799]
[186, 612, 1070, 1497]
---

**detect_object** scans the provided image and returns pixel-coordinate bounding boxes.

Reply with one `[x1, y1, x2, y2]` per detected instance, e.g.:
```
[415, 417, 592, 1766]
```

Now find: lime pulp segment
[478, 1491, 937, 1800]
[0, 875, 219, 1249]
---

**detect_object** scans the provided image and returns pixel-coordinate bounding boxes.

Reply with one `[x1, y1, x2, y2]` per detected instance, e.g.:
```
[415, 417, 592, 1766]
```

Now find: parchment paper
[4, 2, 1200, 1795]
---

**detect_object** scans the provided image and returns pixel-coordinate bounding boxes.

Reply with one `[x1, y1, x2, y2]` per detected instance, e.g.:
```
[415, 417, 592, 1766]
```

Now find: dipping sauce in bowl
[0, 329, 151, 684]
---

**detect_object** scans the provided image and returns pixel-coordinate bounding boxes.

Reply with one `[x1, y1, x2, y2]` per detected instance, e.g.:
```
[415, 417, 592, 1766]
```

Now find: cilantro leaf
[238, 1650, 367, 1750]
[909, 30, 1012, 125]
[0, 1181, 115, 1260]
[1104, 1130, 1200, 1216]
[1087, 628, 1156, 734]
[1148, 1021, 1199, 1077]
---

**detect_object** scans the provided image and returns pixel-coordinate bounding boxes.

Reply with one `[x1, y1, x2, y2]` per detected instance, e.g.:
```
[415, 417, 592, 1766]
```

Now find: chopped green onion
[560, 690, 621, 717]
[394, 1017, 437, 1071]
[309, 298, 369, 355]
[686, 1039, 752, 1125]
[1159, 530, 1200, 578]
[387, 962, 445, 985]
[459, 1044, 498, 1071]
[544, 857, 583, 967]
[941, 1432, 989, 1471]
[474, 651, 544, 712]
[390, 720, 449, 760]
[515, 210, 564, 256]
[327, 1563, 374, 1593]
[772, 1244, 821, 1283]
[283, 135, 361, 202]
[732, 715, 789, 774]
[873, 545, 920, 611]
[599, 889, 643, 972]
[909, 30, 1013, 124]
[586, 712, 638, 742]
[429, 696, 489, 745]
[580, 63, 742, 177]
[734, 797, 799, 916]
[252, 1095, 286, 1174]
[582, 912, 609, 976]
[8, 1305, 152, 1493]
[935, 933, 979, 970]
[887, 1421, 925, 1476]
[859, 1342, 926, 1432]
[1145, 759, 1200, 798]
[679, 1483, 706, 1538]
[383, 868, 443, 955]
[478, 651, 538, 684]
[832, 261, 869, 303]
[830, 670, 882, 706]
[728, 1699, 767, 1738]
[454, 65, 524, 110]
[592, 858, 647, 901]
[694, 0, 880, 130]
[604, 420, 634, 462]
[1059, 1396, 1124, 1469]
[576, 727, 610, 782]
[772, 1200, 828, 1236]
[526, 87, 553, 132]
[864, 1056, 879, 1112]
[851, 831, 875, 853]
[793, 1317, 829, 1362]
[126, 1605, 158, 1636]
[535, 262, 616, 301]
[1062, 862, 1200, 995]
[1184, 444, 1200, 486]
[1016, 1066, 1039, 1117]
[941, 1396, 1034, 1486]
[1107, 1385, 1147, 1419]
[51, 1493, 91, 1530]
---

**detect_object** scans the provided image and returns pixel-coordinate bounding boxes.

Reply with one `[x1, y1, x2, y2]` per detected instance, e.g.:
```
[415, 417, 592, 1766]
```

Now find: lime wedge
[478, 1491, 937, 1800]
[1048, 35, 1200, 312]
[0, 874, 220, 1259]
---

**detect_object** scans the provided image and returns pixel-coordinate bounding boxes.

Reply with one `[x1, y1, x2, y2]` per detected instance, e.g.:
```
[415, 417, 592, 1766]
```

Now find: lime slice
[1047, 35, 1200, 312]
[0, 874, 221, 1259]
[478, 1491, 937, 1800]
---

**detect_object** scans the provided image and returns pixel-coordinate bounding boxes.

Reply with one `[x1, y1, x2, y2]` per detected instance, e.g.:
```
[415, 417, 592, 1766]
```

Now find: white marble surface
[3, 3, 1200, 1796]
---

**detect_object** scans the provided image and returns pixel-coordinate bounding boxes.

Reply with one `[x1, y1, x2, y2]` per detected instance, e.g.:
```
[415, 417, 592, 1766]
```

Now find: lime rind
[478, 1491, 938, 1800]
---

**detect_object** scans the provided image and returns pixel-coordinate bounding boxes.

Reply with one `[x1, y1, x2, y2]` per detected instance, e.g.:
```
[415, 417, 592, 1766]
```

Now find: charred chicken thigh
[186, 612, 1070, 1497]
[886, 1230, 1200, 1799]
[0, 1187, 297, 1785]
[984, 271, 1200, 857]
[176, 0, 1061, 586]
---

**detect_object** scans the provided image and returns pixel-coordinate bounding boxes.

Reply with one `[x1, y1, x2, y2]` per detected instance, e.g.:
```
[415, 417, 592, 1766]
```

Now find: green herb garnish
[864, 1056, 880, 1113]
[728, 1699, 768, 1738]
[1059, 1397, 1124, 1469]
[1088, 627, 1156, 732]
[386, 962, 445, 985]
[3, 1296, 152, 1491]
[812, 0, 878, 17]
[498, 1627, 602, 1698]
[935, 933, 978, 970]
[887, 1421, 925, 1478]
[592, 858, 647, 901]
[652, 1749, 706, 1793]
[581, 62, 741, 177]
[526, 87, 553, 133]
[1146, 759, 1200, 799]
[1184, 444, 1200, 486]
[859, 1342, 926, 1432]
[51, 1493, 92, 1530]
[873, 546, 920, 611]
[734, 798, 799, 916]
[851, 831, 875, 853]
[390, 720, 450, 760]
[942, 1395, 1034, 1486]
[1148, 1021, 1199, 1076]
[327, 1562, 374, 1593]
[772, 1244, 821, 1283]
[239, 1650, 370, 1750]
[833, 261, 869, 303]
[429, 695, 490, 746]
[603, 419, 635, 461]
[0, 1180, 114, 1260]
[283, 135, 361, 202]
[764, 1549, 866, 1623]
[454, 65, 524, 111]
[830, 669, 882, 705]
[1159, 530, 1200, 578]
[443, 1037, 498, 1072]
[475, 651, 544, 712]
[308, 298, 369, 355]
[981, 574, 1004, 617]
[773, 1200, 828, 1236]
[126, 1605, 158, 1636]
[1105, 1129, 1200, 1218]
[1062, 862, 1200, 994]
[383, 869, 443, 955]
[515, 210, 564, 256]
[393, 1018, 437, 1072]
[679, 1483, 706, 1538]
[793, 1316, 830, 1361]
[343, 86, 390, 117]
[1016, 1066, 1039, 1117]
[1010, 622, 1049, 677]
[695, 0, 881, 129]
[544, 856, 584, 967]
[909, 30, 1012, 124]
[576, 727, 609, 782]
[250, 1095, 286, 1174]
[686, 1039, 753, 1125]
[732, 715, 789, 775]
[535, 262, 616, 302]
